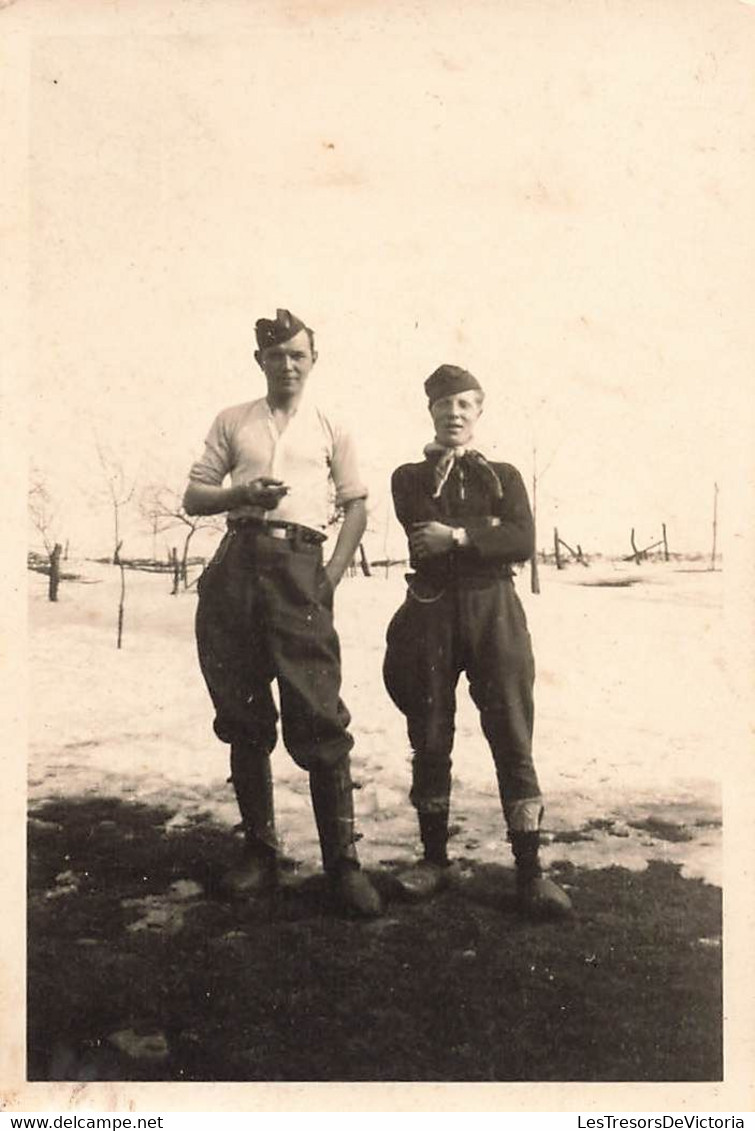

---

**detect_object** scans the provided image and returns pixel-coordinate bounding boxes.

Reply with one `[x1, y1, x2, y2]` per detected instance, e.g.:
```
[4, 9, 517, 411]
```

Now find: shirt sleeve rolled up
[330, 422, 368, 507]
[188, 412, 233, 487]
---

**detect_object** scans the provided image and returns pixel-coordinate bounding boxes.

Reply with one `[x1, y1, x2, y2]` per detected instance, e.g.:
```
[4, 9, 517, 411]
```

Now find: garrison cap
[255, 308, 311, 350]
[424, 364, 483, 406]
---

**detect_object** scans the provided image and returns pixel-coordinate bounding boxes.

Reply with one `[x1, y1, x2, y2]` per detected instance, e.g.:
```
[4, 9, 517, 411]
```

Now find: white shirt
[189, 396, 367, 532]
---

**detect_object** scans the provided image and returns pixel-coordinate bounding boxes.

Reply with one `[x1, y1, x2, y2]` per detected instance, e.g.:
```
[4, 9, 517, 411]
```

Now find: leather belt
[227, 517, 326, 546]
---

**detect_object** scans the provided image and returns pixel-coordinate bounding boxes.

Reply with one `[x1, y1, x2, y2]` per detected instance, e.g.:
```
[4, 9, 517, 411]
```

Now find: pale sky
[22, 0, 755, 558]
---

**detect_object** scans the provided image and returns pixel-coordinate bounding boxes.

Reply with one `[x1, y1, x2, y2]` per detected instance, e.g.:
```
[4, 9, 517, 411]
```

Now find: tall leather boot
[509, 828, 573, 919]
[396, 808, 452, 901]
[222, 745, 278, 897]
[309, 756, 382, 918]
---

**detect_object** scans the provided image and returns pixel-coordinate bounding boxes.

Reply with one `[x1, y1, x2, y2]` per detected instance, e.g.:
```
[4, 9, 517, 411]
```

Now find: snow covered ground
[28, 559, 727, 886]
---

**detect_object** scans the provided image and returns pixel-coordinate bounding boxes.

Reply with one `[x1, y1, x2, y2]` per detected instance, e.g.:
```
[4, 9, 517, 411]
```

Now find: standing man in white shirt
[183, 308, 381, 918]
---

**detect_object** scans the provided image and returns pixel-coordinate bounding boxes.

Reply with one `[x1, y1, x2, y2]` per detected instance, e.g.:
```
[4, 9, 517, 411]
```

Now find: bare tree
[140, 483, 224, 588]
[115, 541, 126, 648]
[530, 440, 562, 593]
[93, 436, 137, 565]
[28, 471, 64, 601]
[28, 471, 56, 554]
[710, 483, 719, 571]
[530, 446, 541, 594]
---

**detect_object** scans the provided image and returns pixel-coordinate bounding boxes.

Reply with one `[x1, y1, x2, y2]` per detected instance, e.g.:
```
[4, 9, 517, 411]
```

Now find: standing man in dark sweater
[383, 364, 572, 918]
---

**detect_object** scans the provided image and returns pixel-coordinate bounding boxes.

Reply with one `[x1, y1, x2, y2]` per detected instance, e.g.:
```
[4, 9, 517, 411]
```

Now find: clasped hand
[409, 521, 454, 558]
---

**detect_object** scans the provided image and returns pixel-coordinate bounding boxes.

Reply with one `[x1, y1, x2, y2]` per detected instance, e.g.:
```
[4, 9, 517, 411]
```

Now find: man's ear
[311, 349, 318, 366]
[253, 349, 263, 369]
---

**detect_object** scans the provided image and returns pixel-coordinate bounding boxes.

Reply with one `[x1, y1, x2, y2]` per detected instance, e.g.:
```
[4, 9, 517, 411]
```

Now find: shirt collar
[265, 394, 304, 419]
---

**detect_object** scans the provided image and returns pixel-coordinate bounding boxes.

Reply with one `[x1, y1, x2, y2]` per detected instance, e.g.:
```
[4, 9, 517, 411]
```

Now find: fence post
[358, 542, 372, 577]
[630, 528, 642, 565]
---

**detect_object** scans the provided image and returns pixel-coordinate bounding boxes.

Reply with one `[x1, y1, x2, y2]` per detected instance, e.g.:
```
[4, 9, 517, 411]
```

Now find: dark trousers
[195, 529, 354, 770]
[383, 575, 542, 830]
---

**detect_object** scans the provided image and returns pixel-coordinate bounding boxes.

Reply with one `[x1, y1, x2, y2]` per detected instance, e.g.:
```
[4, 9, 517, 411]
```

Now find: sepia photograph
[4, 0, 754, 1113]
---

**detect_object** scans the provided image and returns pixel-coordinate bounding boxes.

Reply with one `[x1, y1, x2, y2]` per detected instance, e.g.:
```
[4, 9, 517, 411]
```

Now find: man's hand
[322, 497, 367, 592]
[240, 477, 290, 510]
[409, 521, 454, 559]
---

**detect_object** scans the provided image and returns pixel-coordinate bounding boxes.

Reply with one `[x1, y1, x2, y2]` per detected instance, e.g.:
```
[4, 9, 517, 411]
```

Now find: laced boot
[396, 809, 452, 901]
[309, 757, 382, 919]
[222, 746, 278, 897]
[510, 829, 573, 919]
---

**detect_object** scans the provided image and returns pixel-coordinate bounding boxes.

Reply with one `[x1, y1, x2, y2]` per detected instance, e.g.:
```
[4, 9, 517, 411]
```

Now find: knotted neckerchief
[423, 443, 504, 501]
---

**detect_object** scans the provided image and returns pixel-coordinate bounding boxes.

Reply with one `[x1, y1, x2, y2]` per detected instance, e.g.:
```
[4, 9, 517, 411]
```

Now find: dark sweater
[391, 452, 534, 584]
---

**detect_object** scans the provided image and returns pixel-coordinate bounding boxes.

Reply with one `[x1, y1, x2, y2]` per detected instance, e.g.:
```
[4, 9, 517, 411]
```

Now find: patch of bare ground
[28, 796, 722, 1083]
